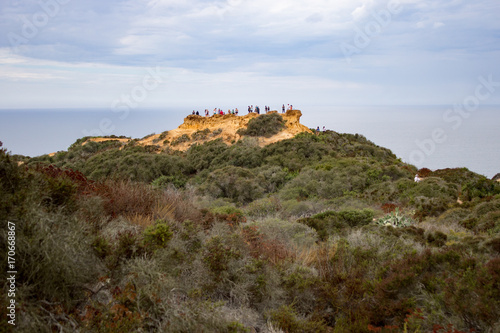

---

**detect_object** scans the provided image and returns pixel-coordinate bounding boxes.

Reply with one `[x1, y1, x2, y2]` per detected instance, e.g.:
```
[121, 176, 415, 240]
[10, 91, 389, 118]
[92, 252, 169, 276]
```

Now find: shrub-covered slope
[2, 129, 500, 332]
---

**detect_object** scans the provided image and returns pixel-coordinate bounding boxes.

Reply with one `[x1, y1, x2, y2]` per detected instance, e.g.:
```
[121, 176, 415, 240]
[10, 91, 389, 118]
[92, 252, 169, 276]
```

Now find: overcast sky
[1, 0, 499, 109]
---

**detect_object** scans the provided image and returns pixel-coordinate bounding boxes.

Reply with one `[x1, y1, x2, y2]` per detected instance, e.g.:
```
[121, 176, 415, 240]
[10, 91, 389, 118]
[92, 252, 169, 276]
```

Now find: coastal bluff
[88, 109, 312, 151]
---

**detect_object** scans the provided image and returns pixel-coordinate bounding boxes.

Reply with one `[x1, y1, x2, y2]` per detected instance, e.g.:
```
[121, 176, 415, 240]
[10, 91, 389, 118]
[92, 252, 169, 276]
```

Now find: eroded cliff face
[89, 109, 311, 151]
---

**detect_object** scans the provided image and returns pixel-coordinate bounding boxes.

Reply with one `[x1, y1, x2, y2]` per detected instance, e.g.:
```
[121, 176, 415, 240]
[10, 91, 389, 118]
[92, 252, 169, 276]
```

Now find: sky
[1, 0, 500, 109]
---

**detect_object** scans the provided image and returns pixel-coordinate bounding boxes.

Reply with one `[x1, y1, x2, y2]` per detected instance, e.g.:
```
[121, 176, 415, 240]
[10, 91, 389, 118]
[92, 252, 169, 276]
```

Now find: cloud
[0, 0, 499, 108]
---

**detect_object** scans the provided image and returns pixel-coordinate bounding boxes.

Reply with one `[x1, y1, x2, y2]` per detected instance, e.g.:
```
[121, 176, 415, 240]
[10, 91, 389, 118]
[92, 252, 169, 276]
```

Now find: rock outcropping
[89, 109, 311, 151]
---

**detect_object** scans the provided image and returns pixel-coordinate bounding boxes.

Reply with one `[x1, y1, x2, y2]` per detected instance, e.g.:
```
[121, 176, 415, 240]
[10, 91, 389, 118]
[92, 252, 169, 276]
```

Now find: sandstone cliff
[88, 109, 311, 151]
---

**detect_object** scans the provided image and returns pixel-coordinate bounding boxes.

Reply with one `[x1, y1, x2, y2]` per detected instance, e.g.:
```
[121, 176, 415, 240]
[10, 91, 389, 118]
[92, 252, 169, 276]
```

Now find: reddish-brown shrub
[381, 203, 398, 213]
[418, 168, 432, 178]
[241, 225, 293, 265]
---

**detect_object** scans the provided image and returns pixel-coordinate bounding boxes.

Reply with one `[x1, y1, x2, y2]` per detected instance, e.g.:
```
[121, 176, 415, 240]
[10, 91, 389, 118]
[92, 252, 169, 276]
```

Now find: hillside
[2, 115, 500, 332]
[85, 109, 311, 152]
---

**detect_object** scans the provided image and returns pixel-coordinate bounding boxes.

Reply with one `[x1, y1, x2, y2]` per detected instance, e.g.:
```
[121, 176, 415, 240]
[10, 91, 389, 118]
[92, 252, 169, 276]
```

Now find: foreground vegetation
[1, 124, 500, 332]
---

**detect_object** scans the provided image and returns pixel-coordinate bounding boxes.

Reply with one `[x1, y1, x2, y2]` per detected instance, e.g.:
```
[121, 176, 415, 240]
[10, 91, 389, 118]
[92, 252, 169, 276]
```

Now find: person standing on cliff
[282, 105, 285, 113]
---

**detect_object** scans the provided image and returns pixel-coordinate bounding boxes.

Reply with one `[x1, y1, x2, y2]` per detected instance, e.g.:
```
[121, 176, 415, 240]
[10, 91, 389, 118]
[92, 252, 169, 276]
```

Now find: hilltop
[84, 109, 311, 152]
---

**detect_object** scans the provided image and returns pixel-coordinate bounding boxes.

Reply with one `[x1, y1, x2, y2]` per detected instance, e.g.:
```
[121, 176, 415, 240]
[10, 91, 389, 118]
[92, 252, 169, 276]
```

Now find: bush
[437, 208, 471, 224]
[237, 113, 286, 138]
[247, 217, 318, 249]
[245, 197, 282, 218]
[143, 220, 173, 250]
[281, 199, 325, 218]
[210, 206, 247, 227]
[298, 209, 374, 241]
[100, 180, 158, 218]
[3, 211, 103, 309]
[462, 177, 500, 200]
[186, 139, 228, 173]
[203, 236, 241, 276]
[279, 158, 390, 200]
[151, 174, 187, 189]
[201, 166, 264, 204]
[171, 134, 191, 146]
[339, 209, 374, 227]
[268, 304, 328, 333]
[192, 128, 211, 140]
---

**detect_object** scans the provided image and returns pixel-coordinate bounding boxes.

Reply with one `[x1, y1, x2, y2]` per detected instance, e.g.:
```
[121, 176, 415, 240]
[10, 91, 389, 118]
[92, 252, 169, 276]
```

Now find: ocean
[0, 105, 499, 178]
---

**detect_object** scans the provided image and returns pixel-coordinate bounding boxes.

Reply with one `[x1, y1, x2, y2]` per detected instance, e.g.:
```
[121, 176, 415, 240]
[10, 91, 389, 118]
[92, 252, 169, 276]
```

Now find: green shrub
[212, 128, 223, 136]
[186, 139, 228, 173]
[192, 128, 211, 140]
[171, 134, 191, 146]
[425, 230, 448, 246]
[210, 206, 247, 227]
[248, 218, 318, 248]
[211, 205, 244, 216]
[158, 130, 169, 141]
[298, 209, 374, 240]
[206, 140, 263, 170]
[151, 174, 187, 189]
[92, 235, 112, 259]
[245, 197, 282, 218]
[201, 166, 264, 204]
[281, 199, 325, 218]
[119, 229, 141, 255]
[237, 113, 286, 138]
[42, 176, 78, 210]
[143, 220, 173, 249]
[437, 207, 471, 224]
[256, 165, 289, 193]
[5, 211, 103, 309]
[203, 236, 241, 275]
[0, 142, 30, 221]
[462, 177, 500, 200]
[279, 158, 390, 200]
[476, 211, 500, 233]
[339, 208, 374, 227]
[268, 304, 328, 333]
[473, 199, 500, 217]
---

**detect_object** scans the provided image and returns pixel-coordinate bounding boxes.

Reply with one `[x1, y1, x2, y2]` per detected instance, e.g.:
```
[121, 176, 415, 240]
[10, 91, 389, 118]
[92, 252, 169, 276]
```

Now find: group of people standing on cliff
[191, 108, 240, 116]
[247, 104, 293, 114]
[191, 104, 295, 117]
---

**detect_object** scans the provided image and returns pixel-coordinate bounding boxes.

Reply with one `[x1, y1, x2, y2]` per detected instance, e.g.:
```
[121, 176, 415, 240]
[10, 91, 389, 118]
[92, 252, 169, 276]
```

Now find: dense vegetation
[1, 127, 500, 332]
[237, 113, 286, 138]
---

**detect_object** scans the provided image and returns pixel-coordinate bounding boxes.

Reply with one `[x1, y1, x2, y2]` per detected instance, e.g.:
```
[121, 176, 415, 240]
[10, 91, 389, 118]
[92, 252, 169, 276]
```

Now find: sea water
[0, 106, 498, 178]
[303, 105, 500, 178]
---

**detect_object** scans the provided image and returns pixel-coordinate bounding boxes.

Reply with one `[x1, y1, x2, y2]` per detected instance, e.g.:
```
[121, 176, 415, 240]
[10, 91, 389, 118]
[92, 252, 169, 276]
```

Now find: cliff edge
[89, 109, 312, 151]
